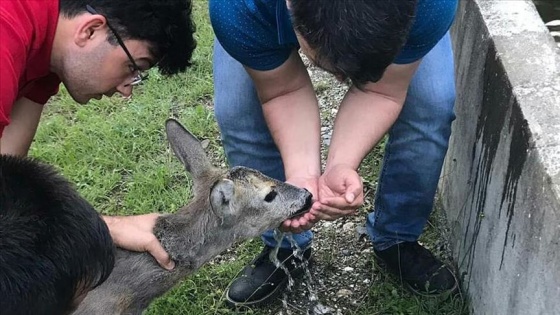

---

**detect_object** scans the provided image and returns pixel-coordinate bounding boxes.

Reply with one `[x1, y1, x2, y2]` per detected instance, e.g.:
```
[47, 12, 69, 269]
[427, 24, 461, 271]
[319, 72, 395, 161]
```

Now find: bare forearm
[262, 87, 321, 178]
[102, 215, 116, 232]
[326, 87, 403, 170]
[0, 97, 43, 156]
[246, 50, 322, 179]
[326, 61, 419, 171]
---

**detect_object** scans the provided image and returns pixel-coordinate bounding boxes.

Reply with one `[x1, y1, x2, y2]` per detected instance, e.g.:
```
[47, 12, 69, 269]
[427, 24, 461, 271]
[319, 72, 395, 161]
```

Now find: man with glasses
[85, 5, 149, 87]
[1, 0, 195, 275]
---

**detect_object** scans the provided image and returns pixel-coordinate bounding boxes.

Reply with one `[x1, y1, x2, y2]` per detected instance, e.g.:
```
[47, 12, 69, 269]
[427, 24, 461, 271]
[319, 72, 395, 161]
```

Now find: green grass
[31, 1, 469, 314]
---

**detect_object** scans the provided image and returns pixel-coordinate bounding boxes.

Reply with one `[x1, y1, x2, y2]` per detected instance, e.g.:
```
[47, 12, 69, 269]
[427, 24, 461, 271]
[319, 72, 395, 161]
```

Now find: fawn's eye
[264, 190, 277, 202]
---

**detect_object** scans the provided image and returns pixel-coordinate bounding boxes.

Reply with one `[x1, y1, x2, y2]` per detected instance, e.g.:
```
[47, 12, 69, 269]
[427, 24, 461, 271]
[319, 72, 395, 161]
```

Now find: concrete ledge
[439, 0, 560, 314]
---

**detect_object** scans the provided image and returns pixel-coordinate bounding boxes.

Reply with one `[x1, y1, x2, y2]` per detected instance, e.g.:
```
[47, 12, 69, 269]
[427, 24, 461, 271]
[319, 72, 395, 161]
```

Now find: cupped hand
[314, 164, 364, 221]
[279, 175, 321, 234]
[103, 213, 175, 270]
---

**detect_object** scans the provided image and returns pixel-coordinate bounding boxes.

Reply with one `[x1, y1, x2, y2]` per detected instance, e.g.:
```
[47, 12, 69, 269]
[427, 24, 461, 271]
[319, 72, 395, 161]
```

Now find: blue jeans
[212, 33, 456, 251]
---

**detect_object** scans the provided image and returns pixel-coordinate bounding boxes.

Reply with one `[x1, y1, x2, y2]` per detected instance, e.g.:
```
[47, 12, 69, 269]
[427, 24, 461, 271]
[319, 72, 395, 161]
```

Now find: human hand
[314, 164, 364, 221]
[279, 175, 321, 234]
[103, 213, 175, 270]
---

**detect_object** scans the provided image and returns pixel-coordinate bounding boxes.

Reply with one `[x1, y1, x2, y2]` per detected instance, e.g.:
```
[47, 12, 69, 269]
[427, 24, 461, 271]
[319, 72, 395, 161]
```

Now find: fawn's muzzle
[289, 194, 313, 218]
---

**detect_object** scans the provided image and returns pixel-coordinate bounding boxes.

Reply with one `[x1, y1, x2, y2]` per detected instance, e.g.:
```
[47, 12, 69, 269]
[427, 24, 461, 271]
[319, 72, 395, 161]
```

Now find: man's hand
[103, 214, 175, 270]
[280, 175, 321, 234]
[315, 164, 364, 221]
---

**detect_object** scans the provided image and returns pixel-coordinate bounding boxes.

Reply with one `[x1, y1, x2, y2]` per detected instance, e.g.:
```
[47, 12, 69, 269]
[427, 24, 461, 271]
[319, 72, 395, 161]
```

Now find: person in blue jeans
[210, 0, 459, 307]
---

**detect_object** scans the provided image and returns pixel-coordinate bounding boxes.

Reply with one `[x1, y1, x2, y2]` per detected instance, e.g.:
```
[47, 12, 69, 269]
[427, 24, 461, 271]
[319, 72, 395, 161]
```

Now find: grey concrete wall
[439, 0, 560, 314]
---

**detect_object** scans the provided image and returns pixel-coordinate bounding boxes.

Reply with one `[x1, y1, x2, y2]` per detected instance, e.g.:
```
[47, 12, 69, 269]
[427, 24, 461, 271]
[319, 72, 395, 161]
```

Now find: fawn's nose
[303, 193, 313, 210]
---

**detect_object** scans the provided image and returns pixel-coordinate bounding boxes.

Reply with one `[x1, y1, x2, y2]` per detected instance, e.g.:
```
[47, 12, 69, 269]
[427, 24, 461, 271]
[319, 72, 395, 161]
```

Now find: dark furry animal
[0, 155, 115, 315]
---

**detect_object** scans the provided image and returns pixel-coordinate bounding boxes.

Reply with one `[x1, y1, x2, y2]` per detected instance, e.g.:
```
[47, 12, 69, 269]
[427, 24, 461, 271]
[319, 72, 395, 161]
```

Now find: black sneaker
[374, 241, 458, 297]
[225, 245, 312, 308]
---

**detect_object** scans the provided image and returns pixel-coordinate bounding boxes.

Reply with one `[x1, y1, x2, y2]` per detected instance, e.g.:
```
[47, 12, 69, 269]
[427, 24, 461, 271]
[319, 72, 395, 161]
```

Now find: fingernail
[167, 260, 176, 270]
[347, 193, 355, 202]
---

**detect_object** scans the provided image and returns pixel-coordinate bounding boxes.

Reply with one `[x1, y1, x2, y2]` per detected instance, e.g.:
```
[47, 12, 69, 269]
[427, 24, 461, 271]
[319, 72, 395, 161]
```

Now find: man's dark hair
[290, 0, 417, 88]
[59, 0, 197, 75]
[0, 156, 115, 315]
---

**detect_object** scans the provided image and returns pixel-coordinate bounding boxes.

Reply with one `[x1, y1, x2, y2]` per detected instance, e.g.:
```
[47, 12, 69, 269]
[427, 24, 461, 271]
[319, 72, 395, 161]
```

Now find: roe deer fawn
[74, 118, 312, 314]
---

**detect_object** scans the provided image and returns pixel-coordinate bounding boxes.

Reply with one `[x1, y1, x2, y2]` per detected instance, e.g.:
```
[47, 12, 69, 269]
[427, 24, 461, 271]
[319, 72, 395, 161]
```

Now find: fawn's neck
[155, 202, 239, 272]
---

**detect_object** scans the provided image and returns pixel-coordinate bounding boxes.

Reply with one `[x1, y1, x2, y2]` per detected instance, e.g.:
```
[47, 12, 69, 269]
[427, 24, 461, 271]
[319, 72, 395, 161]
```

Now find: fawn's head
[165, 119, 312, 237]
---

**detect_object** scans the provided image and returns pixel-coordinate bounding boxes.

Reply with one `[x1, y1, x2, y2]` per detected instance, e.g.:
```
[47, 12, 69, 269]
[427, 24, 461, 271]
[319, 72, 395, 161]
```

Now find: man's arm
[245, 49, 321, 181]
[326, 61, 421, 170]
[315, 61, 421, 220]
[245, 49, 322, 231]
[0, 97, 44, 156]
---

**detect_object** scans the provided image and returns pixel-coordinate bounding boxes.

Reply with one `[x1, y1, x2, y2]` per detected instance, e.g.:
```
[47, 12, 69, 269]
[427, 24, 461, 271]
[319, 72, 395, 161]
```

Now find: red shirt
[0, 0, 61, 137]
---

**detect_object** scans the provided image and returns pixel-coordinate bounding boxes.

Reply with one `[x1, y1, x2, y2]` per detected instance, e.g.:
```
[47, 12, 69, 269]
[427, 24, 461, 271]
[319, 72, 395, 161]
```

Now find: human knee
[433, 95, 456, 127]
[411, 90, 456, 132]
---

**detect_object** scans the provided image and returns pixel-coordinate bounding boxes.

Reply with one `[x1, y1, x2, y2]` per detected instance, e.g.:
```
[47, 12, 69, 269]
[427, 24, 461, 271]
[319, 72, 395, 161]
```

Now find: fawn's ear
[209, 179, 235, 219]
[165, 118, 212, 178]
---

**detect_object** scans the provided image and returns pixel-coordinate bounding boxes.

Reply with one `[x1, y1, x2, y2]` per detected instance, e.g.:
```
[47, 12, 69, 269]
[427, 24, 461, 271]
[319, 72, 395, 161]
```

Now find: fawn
[74, 118, 312, 314]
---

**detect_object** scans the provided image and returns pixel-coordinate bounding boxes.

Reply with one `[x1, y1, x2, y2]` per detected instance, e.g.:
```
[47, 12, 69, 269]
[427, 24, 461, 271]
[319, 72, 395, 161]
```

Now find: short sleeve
[23, 74, 60, 105]
[394, 0, 458, 64]
[209, 0, 292, 71]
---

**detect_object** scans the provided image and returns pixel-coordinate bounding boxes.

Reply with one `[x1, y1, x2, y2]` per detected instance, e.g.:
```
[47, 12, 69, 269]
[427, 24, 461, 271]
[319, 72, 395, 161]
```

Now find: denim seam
[373, 133, 393, 230]
[373, 131, 415, 252]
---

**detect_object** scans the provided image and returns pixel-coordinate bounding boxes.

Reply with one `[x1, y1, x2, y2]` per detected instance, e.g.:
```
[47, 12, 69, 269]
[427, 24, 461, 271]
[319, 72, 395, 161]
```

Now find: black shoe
[225, 245, 312, 308]
[374, 241, 458, 297]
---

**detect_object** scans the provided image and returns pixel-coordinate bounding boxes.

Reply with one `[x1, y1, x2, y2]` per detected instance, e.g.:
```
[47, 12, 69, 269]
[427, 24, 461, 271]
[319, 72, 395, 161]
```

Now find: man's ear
[74, 14, 107, 47]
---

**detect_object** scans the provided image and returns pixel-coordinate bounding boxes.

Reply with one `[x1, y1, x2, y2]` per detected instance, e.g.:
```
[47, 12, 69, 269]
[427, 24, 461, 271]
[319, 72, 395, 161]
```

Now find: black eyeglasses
[86, 5, 148, 86]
